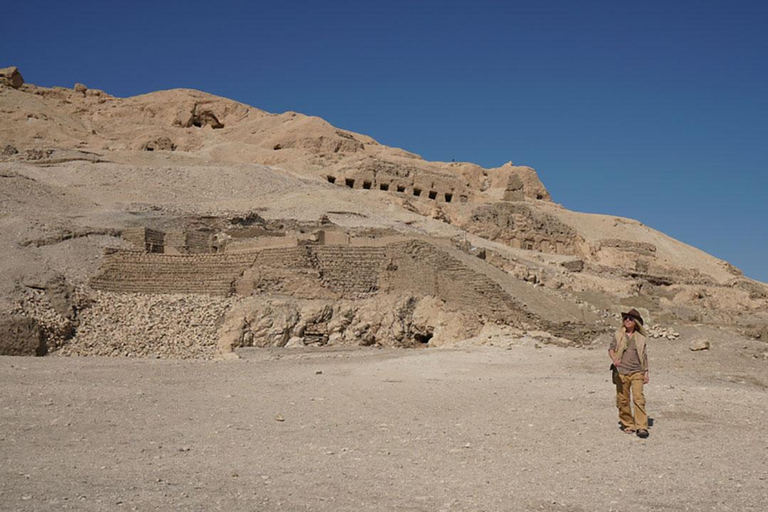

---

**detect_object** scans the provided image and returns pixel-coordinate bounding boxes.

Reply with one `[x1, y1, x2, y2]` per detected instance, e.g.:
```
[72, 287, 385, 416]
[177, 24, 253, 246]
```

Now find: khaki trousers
[613, 371, 647, 430]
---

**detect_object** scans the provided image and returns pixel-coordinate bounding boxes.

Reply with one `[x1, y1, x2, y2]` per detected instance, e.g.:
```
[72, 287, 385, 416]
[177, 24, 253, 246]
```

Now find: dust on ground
[1, 327, 767, 511]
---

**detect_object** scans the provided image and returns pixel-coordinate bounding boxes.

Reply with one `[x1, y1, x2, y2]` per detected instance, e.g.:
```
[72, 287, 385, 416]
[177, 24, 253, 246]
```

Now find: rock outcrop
[0, 66, 24, 89]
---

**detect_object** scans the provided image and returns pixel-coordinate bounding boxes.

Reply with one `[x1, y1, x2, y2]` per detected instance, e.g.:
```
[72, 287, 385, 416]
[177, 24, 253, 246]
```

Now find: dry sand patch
[1, 336, 766, 511]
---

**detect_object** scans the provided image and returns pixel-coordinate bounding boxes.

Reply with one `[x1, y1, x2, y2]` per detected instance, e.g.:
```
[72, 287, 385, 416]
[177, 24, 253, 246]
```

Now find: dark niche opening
[397, 185, 406, 193]
[428, 191, 437, 200]
[380, 183, 389, 191]
[444, 193, 453, 203]
[327, 175, 336, 184]
[413, 188, 422, 197]
[415, 332, 433, 344]
[345, 178, 355, 188]
[363, 180, 372, 190]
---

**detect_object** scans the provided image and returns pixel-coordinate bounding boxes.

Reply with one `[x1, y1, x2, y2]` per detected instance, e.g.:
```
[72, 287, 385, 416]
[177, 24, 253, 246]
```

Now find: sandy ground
[1, 327, 767, 511]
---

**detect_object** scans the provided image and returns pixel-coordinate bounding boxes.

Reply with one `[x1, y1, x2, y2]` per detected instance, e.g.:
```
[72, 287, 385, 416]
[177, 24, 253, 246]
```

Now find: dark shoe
[636, 429, 649, 439]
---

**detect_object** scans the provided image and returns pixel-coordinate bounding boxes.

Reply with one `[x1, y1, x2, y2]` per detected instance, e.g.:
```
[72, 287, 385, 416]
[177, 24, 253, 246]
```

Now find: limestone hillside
[2, 66, 767, 357]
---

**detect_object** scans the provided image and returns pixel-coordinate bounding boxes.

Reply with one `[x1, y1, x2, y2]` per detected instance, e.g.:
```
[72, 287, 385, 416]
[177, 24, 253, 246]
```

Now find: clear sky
[4, 1, 767, 282]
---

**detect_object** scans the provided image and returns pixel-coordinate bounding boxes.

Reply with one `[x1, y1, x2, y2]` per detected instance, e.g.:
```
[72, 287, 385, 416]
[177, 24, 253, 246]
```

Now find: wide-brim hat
[621, 308, 644, 325]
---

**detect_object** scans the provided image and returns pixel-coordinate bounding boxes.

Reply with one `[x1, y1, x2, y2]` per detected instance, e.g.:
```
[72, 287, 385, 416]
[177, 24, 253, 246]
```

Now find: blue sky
[4, 1, 767, 282]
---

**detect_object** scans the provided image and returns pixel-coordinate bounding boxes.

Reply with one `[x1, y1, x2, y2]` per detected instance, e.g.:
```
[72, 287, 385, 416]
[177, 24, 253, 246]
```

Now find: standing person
[608, 308, 650, 438]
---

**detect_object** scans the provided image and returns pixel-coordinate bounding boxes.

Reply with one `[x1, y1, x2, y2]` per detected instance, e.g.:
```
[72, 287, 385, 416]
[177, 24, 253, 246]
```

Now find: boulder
[74, 83, 88, 95]
[1, 144, 18, 157]
[561, 259, 584, 272]
[45, 274, 77, 319]
[141, 137, 176, 151]
[0, 66, 24, 89]
[285, 336, 306, 348]
[0, 315, 46, 356]
[689, 339, 710, 351]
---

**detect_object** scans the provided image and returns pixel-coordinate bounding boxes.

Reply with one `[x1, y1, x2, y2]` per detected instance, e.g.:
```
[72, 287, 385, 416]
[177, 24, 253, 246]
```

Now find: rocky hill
[2, 66, 767, 357]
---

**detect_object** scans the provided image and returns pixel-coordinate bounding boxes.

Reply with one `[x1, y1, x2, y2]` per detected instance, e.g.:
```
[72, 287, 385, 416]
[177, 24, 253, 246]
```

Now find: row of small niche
[327, 175, 453, 202]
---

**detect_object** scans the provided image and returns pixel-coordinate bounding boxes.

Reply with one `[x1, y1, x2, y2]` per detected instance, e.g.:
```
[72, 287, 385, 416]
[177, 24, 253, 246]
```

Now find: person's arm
[608, 337, 621, 366]
[644, 347, 650, 383]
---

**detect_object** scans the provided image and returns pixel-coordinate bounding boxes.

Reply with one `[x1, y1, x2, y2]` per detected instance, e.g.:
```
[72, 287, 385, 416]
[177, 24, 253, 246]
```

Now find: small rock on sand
[689, 340, 710, 351]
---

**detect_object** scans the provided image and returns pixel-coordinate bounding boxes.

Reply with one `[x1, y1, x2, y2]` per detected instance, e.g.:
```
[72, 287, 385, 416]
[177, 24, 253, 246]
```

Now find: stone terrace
[90, 240, 528, 324]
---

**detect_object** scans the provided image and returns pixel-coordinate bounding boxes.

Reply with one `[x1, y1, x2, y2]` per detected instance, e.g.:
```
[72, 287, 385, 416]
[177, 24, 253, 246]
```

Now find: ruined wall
[315, 246, 386, 294]
[164, 231, 186, 253]
[122, 227, 165, 253]
[90, 240, 527, 325]
[91, 250, 258, 295]
[82, 236, 614, 351]
[186, 230, 214, 253]
[382, 241, 522, 322]
[163, 230, 215, 254]
[239, 246, 387, 297]
[225, 235, 297, 252]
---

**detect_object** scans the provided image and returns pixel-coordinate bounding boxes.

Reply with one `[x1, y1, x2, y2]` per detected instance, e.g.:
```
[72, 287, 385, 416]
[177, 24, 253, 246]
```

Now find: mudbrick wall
[90, 240, 524, 323]
[383, 241, 520, 322]
[90, 250, 258, 295]
[314, 246, 386, 294]
[122, 227, 165, 253]
[163, 231, 186, 252]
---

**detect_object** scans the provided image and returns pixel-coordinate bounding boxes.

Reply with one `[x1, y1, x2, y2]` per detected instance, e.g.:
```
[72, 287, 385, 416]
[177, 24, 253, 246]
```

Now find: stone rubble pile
[12, 289, 80, 351]
[646, 324, 680, 340]
[61, 291, 236, 359]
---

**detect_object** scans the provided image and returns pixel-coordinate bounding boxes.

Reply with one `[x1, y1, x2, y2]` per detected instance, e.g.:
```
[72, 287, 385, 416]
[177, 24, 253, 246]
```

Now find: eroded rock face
[460, 203, 579, 255]
[176, 105, 224, 129]
[217, 294, 482, 354]
[269, 131, 364, 154]
[0, 315, 46, 356]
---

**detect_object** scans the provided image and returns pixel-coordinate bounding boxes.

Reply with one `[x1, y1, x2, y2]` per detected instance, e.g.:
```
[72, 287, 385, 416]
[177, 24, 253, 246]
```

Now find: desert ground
[2, 324, 767, 512]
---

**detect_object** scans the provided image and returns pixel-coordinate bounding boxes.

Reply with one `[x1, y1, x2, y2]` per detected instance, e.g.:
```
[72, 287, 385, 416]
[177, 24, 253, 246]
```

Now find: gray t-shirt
[610, 334, 645, 375]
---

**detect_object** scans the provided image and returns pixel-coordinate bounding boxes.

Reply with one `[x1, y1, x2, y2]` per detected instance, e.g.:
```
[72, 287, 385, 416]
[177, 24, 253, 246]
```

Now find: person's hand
[613, 359, 622, 367]
[644, 372, 650, 384]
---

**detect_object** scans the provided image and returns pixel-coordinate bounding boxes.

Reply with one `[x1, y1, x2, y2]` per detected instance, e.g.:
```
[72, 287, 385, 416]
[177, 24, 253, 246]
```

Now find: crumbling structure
[84, 226, 598, 355]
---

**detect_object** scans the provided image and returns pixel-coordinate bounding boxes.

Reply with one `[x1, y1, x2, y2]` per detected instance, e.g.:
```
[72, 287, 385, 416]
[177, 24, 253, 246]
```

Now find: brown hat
[621, 308, 644, 326]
